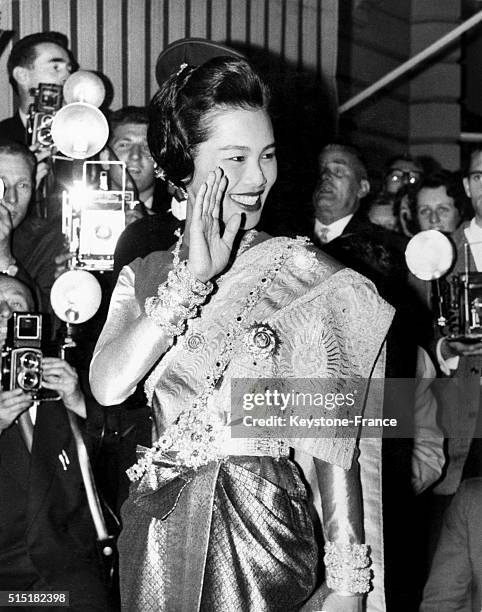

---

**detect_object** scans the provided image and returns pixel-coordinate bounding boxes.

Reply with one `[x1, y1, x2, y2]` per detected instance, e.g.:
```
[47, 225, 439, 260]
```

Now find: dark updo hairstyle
[148, 56, 270, 190]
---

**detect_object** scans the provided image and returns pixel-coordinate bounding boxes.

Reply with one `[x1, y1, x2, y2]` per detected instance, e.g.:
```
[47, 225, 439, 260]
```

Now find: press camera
[1, 313, 43, 397]
[27, 82, 63, 149]
[439, 268, 482, 342]
[61, 160, 135, 271]
[405, 231, 482, 342]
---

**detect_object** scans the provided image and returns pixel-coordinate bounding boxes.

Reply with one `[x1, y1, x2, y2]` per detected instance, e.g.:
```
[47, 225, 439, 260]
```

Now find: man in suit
[0, 140, 64, 312]
[0, 31, 73, 144]
[312, 143, 371, 244]
[0, 274, 109, 610]
[0, 31, 74, 208]
[311, 143, 408, 254]
[421, 477, 482, 611]
[437, 145, 482, 495]
[105, 107, 158, 216]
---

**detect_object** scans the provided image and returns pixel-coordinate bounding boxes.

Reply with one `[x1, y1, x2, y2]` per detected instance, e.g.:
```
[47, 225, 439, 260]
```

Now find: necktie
[17, 409, 34, 452]
[316, 226, 330, 244]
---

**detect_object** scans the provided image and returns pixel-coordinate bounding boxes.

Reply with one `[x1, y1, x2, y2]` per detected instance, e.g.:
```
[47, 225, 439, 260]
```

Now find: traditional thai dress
[92, 231, 393, 612]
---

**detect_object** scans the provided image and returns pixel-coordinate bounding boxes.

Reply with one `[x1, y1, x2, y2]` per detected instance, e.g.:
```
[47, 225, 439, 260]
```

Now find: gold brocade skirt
[118, 456, 318, 612]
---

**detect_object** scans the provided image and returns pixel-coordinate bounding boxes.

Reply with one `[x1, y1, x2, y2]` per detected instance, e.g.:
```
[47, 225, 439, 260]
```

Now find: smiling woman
[90, 55, 393, 612]
[185, 107, 276, 231]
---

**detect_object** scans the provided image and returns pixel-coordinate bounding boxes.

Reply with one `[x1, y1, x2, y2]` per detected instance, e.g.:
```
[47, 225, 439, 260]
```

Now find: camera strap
[66, 409, 116, 564]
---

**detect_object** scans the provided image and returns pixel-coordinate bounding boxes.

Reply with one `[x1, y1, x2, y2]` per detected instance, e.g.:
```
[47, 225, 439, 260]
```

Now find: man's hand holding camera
[0, 197, 15, 269]
[41, 357, 86, 418]
[0, 357, 86, 435]
[29, 142, 53, 191]
[0, 388, 34, 434]
[441, 337, 482, 359]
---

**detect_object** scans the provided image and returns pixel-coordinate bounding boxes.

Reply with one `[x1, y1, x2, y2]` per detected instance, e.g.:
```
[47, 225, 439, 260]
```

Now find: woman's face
[416, 185, 460, 233]
[187, 107, 277, 230]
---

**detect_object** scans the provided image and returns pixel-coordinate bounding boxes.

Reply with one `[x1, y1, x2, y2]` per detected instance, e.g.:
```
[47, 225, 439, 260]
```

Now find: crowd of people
[1, 29, 481, 612]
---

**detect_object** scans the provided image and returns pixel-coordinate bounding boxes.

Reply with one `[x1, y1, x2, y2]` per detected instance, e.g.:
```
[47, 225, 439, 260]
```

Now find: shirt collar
[18, 108, 28, 128]
[314, 214, 354, 243]
[467, 218, 482, 237]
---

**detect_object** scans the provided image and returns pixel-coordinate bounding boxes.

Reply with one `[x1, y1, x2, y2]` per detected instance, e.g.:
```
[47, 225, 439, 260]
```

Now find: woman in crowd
[90, 56, 393, 611]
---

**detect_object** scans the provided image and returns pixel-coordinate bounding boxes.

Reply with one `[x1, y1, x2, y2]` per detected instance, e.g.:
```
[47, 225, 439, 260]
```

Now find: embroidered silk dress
[91, 232, 393, 612]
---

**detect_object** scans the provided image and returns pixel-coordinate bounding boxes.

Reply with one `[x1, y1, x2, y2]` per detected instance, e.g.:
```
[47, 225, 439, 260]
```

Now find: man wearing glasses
[368, 154, 424, 234]
[385, 155, 423, 195]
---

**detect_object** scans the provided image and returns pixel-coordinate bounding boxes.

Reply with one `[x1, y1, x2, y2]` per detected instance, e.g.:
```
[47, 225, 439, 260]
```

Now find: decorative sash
[131, 447, 221, 611]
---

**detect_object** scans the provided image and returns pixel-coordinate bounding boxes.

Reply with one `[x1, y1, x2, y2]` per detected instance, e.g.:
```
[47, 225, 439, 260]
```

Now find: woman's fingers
[222, 212, 242, 250]
[191, 181, 207, 224]
[212, 173, 227, 220]
[202, 171, 215, 217]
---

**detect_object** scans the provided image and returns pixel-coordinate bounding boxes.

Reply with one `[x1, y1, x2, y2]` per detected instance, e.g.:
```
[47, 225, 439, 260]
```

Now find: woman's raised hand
[187, 167, 242, 283]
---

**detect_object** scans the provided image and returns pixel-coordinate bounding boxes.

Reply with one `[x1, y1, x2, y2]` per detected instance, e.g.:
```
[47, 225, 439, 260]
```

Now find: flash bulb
[405, 229, 454, 281]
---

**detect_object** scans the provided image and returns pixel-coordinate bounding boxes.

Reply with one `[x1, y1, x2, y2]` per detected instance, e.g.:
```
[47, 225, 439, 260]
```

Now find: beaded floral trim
[130, 238, 298, 481]
[324, 541, 371, 594]
[144, 260, 213, 335]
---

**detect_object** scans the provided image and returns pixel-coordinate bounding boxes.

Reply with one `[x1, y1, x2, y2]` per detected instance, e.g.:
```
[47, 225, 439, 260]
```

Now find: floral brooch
[292, 246, 318, 271]
[243, 323, 279, 359]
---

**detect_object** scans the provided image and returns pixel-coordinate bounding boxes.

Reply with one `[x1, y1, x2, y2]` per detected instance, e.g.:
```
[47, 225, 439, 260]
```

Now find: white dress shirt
[19, 108, 28, 128]
[463, 218, 482, 271]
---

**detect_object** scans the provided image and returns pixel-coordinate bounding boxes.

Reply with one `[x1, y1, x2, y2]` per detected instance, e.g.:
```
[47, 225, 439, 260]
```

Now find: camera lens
[20, 351, 41, 370]
[40, 115, 53, 127]
[17, 370, 39, 391]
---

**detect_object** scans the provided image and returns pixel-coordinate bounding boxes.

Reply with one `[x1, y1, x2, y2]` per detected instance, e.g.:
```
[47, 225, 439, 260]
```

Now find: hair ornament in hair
[154, 164, 167, 181]
[154, 163, 188, 204]
[176, 62, 189, 76]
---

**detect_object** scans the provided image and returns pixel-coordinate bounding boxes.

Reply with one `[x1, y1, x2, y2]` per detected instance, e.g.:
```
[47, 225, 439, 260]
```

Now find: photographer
[0, 274, 109, 610]
[0, 140, 64, 314]
[0, 32, 74, 194]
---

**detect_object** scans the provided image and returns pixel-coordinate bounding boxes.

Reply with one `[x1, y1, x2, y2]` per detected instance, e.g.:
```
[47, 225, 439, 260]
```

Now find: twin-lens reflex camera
[1, 313, 43, 397]
[27, 82, 63, 149]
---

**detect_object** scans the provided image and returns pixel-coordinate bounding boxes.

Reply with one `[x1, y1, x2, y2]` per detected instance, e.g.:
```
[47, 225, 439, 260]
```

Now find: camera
[62, 160, 135, 271]
[1, 313, 43, 397]
[27, 83, 63, 149]
[440, 273, 482, 341]
[405, 230, 482, 342]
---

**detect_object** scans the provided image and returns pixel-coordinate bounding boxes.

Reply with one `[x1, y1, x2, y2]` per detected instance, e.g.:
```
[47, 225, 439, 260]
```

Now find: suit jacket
[12, 214, 65, 313]
[421, 478, 482, 612]
[0, 112, 27, 144]
[0, 401, 106, 599]
[315, 211, 431, 359]
[315, 211, 409, 259]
